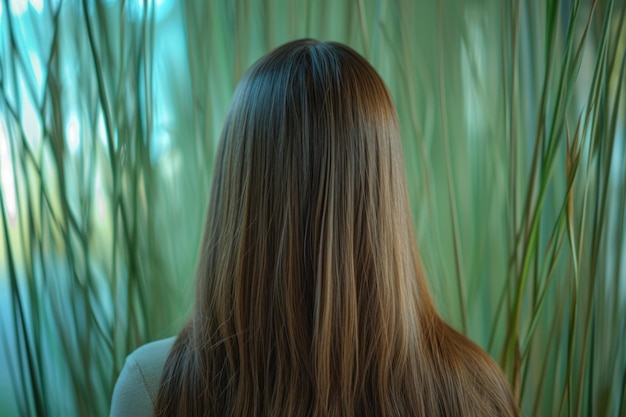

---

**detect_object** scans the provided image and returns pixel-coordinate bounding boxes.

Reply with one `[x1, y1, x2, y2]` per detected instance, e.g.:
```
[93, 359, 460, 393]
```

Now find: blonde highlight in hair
[155, 39, 519, 417]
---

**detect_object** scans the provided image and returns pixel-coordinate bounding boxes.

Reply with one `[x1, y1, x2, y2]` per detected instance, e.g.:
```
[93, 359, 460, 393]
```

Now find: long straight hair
[154, 39, 519, 417]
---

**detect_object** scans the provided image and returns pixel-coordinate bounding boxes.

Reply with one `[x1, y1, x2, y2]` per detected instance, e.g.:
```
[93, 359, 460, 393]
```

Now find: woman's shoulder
[110, 337, 176, 417]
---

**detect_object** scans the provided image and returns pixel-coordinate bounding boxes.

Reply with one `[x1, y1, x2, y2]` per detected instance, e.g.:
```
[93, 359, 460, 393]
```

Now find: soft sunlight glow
[18, 74, 42, 147]
[28, 0, 42, 13]
[126, 0, 173, 21]
[66, 114, 81, 154]
[22, 100, 41, 147]
[9, 0, 28, 16]
[151, 127, 172, 162]
[97, 112, 119, 151]
[0, 119, 17, 224]
[97, 113, 107, 148]
[611, 124, 626, 305]
[28, 52, 43, 88]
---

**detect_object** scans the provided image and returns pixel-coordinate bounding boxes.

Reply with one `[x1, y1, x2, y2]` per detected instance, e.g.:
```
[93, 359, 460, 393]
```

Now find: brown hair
[154, 39, 519, 417]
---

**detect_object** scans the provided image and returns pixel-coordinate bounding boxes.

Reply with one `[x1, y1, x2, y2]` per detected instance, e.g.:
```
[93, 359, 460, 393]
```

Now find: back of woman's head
[155, 39, 519, 417]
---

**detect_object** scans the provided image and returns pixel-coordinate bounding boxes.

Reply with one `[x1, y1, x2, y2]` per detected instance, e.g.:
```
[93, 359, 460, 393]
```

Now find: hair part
[154, 39, 519, 417]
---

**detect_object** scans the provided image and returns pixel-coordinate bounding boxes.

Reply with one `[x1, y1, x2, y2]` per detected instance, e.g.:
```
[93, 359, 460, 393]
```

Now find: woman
[110, 39, 519, 417]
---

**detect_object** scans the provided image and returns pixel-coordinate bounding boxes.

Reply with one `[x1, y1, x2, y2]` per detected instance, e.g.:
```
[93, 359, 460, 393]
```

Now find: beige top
[109, 337, 175, 417]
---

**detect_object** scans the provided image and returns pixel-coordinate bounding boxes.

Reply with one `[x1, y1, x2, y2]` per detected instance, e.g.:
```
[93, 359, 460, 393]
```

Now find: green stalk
[437, 0, 467, 333]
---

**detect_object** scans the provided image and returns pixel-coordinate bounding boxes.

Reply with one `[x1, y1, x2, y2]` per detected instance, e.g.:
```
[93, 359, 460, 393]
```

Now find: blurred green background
[0, 0, 625, 416]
